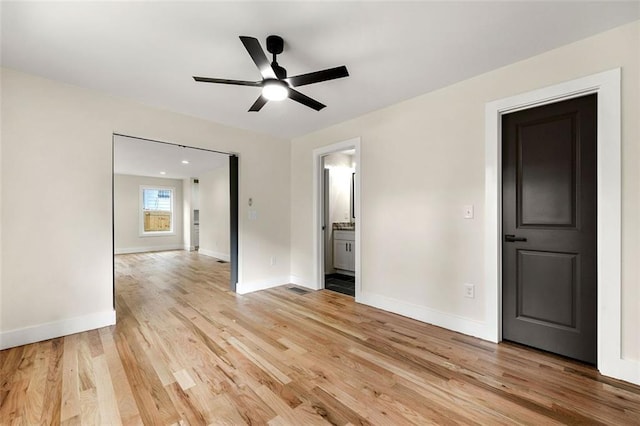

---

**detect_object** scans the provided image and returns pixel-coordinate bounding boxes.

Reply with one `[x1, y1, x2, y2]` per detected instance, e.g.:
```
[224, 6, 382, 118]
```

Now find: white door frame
[485, 68, 638, 385]
[313, 138, 361, 298]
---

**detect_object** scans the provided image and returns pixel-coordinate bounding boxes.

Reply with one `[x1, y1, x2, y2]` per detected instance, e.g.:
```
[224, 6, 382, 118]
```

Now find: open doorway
[314, 138, 360, 298]
[112, 134, 239, 294]
[322, 151, 356, 296]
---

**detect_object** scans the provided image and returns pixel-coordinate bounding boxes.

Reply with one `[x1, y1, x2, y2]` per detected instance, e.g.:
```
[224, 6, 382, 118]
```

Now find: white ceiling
[113, 135, 228, 179]
[2, 2, 638, 139]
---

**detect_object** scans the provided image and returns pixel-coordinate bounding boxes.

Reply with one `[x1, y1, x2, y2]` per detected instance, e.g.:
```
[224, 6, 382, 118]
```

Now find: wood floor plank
[39, 338, 63, 425]
[1, 250, 639, 425]
[254, 384, 327, 425]
[6, 345, 35, 386]
[20, 341, 47, 424]
[227, 336, 292, 385]
[113, 331, 174, 425]
[0, 379, 28, 422]
[93, 354, 122, 425]
[98, 328, 142, 425]
[79, 388, 100, 425]
[60, 334, 81, 422]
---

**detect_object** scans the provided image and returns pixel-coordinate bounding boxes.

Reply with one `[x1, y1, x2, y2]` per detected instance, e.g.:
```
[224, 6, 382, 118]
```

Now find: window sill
[139, 231, 176, 237]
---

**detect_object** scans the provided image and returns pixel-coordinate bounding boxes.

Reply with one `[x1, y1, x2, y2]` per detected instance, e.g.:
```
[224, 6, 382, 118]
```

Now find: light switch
[248, 209, 258, 221]
[463, 205, 474, 219]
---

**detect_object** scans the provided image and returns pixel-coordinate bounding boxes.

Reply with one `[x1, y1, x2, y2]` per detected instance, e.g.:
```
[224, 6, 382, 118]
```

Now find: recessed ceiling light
[160, 171, 166, 175]
[181, 160, 189, 164]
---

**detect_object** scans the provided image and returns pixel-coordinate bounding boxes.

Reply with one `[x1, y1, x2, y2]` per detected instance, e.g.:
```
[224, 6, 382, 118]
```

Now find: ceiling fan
[193, 35, 349, 112]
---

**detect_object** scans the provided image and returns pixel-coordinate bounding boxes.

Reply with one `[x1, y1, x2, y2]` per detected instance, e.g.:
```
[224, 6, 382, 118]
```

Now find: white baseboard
[289, 275, 321, 290]
[236, 276, 291, 295]
[357, 290, 639, 385]
[357, 291, 493, 341]
[198, 249, 230, 262]
[115, 244, 183, 254]
[0, 310, 116, 350]
[600, 357, 640, 386]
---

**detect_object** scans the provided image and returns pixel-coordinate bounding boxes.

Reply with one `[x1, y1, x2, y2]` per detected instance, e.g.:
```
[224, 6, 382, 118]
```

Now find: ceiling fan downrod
[266, 35, 287, 79]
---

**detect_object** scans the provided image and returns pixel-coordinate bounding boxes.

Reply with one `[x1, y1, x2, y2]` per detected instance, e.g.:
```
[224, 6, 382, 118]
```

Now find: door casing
[229, 154, 239, 292]
[485, 69, 624, 379]
[313, 138, 361, 298]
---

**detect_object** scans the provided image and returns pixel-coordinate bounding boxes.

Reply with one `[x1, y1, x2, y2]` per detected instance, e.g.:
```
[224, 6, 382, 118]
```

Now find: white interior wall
[290, 21, 639, 365]
[0, 69, 3, 323]
[114, 174, 184, 254]
[199, 164, 230, 261]
[0, 67, 291, 349]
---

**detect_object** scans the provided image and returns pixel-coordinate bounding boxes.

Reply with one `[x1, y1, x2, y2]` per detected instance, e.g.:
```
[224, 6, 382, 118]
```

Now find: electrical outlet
[270, 256, 277, 266]
[464, 283, 475, 298]
[463, 205, 474, 219]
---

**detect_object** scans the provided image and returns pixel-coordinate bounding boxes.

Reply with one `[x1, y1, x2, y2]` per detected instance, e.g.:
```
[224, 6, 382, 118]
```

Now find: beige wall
[290, 21, 639, 360]
[199, 164, 230, 261]
[114, 174, 184, 253]
[0, 68, 291, 340]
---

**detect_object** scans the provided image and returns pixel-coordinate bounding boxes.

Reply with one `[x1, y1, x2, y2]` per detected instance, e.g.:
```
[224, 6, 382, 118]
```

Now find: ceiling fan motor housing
[266, 35, 284, 55]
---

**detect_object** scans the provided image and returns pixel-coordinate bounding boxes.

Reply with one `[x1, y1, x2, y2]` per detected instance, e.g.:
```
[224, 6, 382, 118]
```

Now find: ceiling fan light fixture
[193, 36, 348, 111]
[262, 80, 289, 101]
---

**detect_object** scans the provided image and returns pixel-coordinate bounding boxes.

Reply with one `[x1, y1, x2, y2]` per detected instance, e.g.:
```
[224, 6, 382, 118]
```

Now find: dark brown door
[502, 94, 597, 364]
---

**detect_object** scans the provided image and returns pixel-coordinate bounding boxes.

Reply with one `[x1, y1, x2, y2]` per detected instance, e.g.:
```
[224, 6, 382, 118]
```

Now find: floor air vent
[287, 287, 310, 295]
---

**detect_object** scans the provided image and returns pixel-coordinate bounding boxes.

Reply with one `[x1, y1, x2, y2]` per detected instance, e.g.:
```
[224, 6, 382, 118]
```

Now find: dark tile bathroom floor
[324, 273, 355, 297]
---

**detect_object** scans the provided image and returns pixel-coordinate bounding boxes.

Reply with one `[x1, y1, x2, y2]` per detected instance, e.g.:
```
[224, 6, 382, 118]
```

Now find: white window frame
[139, 185, 176, 236]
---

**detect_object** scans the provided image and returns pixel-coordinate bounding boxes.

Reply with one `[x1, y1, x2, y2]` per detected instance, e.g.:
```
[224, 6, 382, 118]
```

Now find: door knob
[504, 234, 527, 242]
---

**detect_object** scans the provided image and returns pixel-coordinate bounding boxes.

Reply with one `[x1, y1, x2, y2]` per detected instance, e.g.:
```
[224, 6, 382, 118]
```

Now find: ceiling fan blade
[193, 76, 262, 87]
[285, 65, 349, 87]
[288, 89, 326, 111]
[239, 36, 276, 80]
[248, 95, 268, 112]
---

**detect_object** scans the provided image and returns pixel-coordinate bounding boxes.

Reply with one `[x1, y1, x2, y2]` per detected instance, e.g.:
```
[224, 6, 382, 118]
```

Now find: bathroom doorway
[314, 138, 360, 299]
[322, 151, 356, 296]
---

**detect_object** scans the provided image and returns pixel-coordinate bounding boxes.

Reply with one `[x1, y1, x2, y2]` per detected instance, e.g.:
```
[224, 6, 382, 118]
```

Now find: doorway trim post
[229, 154, 239, 292]
[485, 68, 638, 385]
[313, 137, 361, 298]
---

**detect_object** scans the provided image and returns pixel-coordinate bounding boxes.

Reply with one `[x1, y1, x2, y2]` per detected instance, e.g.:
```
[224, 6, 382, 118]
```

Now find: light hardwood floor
[1, 250, 639, 425]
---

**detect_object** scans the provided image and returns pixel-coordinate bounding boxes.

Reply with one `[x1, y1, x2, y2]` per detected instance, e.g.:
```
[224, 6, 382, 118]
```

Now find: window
[140, 186, 174, 235]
